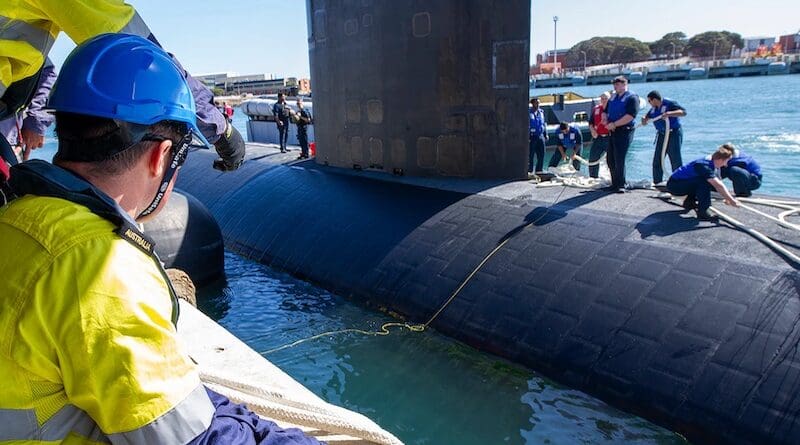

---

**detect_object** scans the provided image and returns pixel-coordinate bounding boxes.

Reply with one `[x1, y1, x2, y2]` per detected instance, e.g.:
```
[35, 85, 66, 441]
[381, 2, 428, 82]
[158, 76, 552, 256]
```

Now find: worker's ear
[148, 140, 173, 177]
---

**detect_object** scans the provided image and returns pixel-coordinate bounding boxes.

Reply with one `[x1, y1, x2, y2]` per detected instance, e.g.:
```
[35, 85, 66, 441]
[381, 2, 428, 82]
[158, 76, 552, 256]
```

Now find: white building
[742, 36, 776, 52]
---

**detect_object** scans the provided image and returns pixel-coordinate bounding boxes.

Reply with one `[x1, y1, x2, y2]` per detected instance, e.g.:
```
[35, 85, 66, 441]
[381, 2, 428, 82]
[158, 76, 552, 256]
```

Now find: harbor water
[25, 75, 799, 443]
[198, 252, 688, 445]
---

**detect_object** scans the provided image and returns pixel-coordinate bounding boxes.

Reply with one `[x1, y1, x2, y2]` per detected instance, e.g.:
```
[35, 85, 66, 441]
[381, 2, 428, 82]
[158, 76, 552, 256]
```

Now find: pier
[532, 55, 800, 88]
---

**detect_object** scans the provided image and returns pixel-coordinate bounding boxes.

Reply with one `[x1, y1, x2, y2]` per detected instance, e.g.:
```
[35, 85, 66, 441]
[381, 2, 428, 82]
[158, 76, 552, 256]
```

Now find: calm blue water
[198, 252, 688, 445]
[532, 75, 800, 196]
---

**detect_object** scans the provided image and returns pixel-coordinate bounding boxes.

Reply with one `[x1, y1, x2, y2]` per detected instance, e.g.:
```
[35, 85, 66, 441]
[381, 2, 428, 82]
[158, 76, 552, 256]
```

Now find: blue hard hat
[48, 33, 211, 148]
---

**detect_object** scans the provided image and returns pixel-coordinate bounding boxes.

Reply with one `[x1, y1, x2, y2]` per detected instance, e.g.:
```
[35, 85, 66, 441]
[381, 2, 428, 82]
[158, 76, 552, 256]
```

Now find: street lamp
[670, 42, 676, 60]
[580, 50, 587, 73]
[553, 16, 559, 74]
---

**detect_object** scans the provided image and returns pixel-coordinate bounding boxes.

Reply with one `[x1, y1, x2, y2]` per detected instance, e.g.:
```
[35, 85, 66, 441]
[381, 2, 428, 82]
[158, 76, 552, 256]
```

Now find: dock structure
[533, 55, 800, 88]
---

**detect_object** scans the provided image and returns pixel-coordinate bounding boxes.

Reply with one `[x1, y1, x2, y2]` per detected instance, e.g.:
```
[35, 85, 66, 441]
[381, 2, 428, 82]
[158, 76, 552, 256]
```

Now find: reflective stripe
[0, 404, 107, 443]
[43, 404, 108, 442]
[0, 386, 210, 443]
[0, 408, 37, 441]
[107, 384, 214, 445]
[0, 15, 56, 55]
[118, 11, 152, 38]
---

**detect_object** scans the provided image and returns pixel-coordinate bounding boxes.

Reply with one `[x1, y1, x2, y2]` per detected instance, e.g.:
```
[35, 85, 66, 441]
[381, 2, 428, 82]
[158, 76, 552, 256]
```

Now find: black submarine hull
[177, 146, 800, 445]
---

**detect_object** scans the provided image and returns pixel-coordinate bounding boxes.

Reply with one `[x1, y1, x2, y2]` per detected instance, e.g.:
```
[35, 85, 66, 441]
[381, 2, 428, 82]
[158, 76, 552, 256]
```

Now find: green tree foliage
[212, 87, 225, 96]
[564, 37, 652, 68]
[687, 31, 744, 57]
[649, 32, 687, 58]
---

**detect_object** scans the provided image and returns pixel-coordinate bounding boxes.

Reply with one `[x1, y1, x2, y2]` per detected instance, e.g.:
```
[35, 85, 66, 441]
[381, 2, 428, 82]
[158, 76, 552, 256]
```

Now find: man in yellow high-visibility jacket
[0, 0, 244, 173]
[0, 33, 318, 445]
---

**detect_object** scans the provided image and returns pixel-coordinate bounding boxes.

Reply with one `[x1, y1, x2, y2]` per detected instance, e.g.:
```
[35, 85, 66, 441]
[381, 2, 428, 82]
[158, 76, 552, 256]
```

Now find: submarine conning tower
[306, 0, 531, 179]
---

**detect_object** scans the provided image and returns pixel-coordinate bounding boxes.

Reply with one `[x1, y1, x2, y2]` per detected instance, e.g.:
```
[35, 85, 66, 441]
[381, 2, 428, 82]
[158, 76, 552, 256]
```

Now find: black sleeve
[625, 94, 639, 117]
[667, 101, 685, 112]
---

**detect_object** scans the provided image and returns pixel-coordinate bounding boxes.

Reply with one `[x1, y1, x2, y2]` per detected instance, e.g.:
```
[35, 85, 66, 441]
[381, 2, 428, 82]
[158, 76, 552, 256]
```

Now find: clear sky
[48, 0, 799, 77]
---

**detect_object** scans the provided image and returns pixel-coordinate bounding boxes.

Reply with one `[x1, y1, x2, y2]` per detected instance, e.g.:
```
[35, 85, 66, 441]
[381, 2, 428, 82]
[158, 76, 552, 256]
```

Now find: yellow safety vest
[0, 0, 150, 100]
[0, 194, 213, 443]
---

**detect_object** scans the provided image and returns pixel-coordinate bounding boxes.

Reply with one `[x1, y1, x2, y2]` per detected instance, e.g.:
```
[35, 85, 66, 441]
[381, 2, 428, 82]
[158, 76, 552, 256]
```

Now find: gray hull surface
[178, 145, 800, 445]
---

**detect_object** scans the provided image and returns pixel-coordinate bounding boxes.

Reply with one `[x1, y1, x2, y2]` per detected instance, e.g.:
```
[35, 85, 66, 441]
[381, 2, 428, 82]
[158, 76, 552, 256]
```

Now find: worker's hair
[712, 144, 735, 161]
[599, 91, 611, 99]
[559, 122, 569, 130]
[54, 112, 186, 176]
[530, 97, 539, 104]
[647, 90, 662, 101]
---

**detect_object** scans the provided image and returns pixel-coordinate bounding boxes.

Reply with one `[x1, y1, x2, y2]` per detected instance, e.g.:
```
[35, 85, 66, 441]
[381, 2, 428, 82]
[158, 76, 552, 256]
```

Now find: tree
[687, 31, 743, 57]
[564, 37, 652, 67]
[212, 87, 225, 96]
[649, 32, 687, 58]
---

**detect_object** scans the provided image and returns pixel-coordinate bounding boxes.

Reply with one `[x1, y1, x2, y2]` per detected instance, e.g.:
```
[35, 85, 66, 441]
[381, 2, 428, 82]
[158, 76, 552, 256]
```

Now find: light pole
[670, 42, 676, 60]
[712, 41, 718, 61]
[580, 50, 587, 73]
[552, 16, 559, 74]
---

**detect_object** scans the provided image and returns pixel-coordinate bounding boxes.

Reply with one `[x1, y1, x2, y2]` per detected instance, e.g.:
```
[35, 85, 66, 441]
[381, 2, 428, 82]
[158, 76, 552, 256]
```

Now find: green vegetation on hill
[554, 29, 745, 69]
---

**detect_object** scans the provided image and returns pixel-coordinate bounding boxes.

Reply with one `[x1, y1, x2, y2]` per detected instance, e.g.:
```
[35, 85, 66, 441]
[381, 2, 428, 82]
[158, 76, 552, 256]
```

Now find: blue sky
[48, 0, 799, 78]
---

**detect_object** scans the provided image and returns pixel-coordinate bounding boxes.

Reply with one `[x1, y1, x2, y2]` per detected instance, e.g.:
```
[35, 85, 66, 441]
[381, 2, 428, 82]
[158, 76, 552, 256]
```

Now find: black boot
[682, 195, 697, 210]
[696, 209, 717, 221]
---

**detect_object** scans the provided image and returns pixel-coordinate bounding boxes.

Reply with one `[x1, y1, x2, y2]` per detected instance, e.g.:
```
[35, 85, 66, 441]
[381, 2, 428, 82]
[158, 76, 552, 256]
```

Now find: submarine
[161, 1, 800, 444]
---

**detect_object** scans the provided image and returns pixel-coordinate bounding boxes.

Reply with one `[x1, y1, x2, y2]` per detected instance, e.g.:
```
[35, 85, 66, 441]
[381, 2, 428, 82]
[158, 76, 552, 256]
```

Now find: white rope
[709, 194, 800, 233]
[709, 206, 800, 266]
[200, 369, 403, 445]
[739, 203, 800, 232]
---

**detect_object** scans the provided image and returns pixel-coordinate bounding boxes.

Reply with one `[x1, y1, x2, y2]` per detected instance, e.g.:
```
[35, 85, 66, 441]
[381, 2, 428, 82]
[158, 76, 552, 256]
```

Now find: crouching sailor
[0, 34, 319, 444]
[549, 122, 583, 172]
[666, 145, 740, 221]
[719, 144, 762, 197]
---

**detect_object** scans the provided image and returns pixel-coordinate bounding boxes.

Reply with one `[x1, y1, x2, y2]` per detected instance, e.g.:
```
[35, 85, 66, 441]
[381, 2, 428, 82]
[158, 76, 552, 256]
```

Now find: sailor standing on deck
[528, 97, 547, 175]
[604, 76, 640, 193]
[0, 34, 319, 445]
[666, 145, 740, 221]
[641, 90, 686, 185]
[587, 91, 610, 178]
[550, 122, 582, 172]
[273, 92, 291, 153]
[719, 144, 763, 197]
[294, 98, 313, 159]
[0, 0, 245, 174]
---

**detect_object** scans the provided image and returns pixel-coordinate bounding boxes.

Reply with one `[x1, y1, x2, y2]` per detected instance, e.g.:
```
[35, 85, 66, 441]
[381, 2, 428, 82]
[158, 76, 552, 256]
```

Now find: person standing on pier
[528, 97, 547, 175]
[273, 93, 292, 153]
[641, 90, 686, 185]
[295, 98, 313, 159]
[604, 76, 640, 193]
[587, 91, 611, 178]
